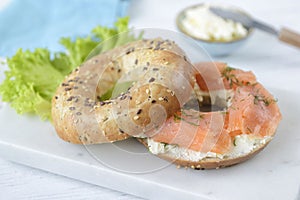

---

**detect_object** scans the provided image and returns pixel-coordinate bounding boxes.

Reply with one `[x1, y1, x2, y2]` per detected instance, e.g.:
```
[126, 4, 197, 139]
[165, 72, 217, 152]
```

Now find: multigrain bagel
[139, 62, 282, 169]
[52, 38, 195, 144]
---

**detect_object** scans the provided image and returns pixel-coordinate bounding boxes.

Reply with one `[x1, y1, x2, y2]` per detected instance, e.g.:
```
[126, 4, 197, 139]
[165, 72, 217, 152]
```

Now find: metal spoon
[210, 7, 300, 48]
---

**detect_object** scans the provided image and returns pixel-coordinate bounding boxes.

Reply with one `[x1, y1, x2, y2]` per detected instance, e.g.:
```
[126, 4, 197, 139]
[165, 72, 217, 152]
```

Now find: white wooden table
[0, 158, 141, 200]
[1, 0, 300, 199]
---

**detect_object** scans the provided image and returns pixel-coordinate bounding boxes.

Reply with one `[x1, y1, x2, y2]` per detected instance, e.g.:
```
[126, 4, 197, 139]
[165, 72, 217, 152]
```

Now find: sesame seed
[120, 95, 127, 100]
[67, 97, 73, 101]
[183, 56, 187, 62]
[126, 49, 132, 55]
[149, 77, 155, 82]
[136, 109, 142, 115]
[158, 97, 164, 101]
[135, 100, 141, 105]
[146, 89, 150, 94]
[102, 117, 109, 122]
[133, 116, 140, 120]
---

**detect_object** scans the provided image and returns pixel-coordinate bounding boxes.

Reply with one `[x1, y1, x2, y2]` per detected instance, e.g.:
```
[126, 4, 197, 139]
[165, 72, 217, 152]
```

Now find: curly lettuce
[0, 17, 139, 120]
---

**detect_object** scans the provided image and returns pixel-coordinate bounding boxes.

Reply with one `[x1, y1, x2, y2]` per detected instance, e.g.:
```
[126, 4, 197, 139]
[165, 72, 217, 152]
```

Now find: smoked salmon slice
[152, 110, 232, 154]
[151, 62, 282, 155]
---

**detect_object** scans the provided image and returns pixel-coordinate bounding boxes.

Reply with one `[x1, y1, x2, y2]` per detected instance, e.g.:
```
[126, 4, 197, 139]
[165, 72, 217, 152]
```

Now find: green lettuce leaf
[0, 17, 139, 120]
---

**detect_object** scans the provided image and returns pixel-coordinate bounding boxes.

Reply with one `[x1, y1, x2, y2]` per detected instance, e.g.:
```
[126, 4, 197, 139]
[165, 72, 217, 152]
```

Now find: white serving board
[1, 0, 300, 198]
[0, 59, 300, 200]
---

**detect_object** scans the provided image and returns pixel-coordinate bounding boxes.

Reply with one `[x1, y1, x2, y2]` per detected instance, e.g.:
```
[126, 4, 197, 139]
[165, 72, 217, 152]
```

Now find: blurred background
[0, 0, 130, 56]
[1, 0, 300, 60]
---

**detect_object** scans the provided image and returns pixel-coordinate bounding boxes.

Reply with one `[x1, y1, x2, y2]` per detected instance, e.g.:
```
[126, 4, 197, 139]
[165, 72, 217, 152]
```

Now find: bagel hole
[98, 81, 134, 101]
[183, 95, 228, 112]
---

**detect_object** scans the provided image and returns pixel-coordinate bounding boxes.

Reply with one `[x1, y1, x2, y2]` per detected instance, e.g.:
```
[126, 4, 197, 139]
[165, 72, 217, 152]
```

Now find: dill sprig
[173, 112, 200, 126]
[221, 66, 240, 88]
[253, 94, 277, 106]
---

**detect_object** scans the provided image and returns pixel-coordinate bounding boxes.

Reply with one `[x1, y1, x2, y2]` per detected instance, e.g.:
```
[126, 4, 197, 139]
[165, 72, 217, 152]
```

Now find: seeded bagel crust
[52, 38, 194, 144]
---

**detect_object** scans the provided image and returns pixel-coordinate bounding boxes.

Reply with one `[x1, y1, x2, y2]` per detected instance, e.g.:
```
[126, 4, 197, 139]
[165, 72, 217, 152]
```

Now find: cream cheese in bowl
[177, 4, 253, 56]
[181, 4, 248, 42]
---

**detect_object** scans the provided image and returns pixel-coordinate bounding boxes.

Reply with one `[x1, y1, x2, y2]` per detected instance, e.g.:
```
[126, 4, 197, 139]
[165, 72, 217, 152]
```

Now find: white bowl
[176, 4, 254, 57]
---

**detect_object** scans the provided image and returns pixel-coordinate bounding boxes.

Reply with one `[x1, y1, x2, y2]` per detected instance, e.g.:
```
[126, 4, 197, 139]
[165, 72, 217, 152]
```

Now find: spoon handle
[279, 27, 300, 48]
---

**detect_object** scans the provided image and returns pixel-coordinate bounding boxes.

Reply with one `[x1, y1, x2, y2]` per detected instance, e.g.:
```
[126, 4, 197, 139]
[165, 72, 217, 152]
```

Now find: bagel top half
[52, 38, 195, 144]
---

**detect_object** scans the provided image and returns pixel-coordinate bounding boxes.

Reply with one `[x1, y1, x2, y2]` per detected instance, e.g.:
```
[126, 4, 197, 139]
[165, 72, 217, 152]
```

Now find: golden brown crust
[138, 138, 272, 169]
[52, 39, 194, 144]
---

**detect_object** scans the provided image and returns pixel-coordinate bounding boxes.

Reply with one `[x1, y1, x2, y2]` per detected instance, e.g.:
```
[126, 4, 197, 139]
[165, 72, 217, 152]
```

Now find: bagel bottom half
[137, 137, 272, 169]
[136, 62, 281, 169]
